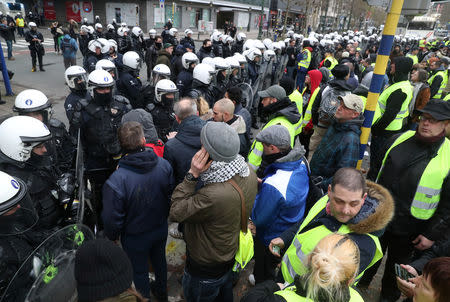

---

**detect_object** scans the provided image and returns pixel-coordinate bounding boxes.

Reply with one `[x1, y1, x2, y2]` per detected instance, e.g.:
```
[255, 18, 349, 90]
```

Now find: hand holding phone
[395, 263, 415, 280]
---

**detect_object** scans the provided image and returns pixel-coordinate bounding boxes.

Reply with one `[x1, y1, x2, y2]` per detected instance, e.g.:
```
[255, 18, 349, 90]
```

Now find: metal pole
[258, 0, 265, 39]
[282, 0, 291, 37]
[0, 43, 13, 95]
[357, 0, 405, 170]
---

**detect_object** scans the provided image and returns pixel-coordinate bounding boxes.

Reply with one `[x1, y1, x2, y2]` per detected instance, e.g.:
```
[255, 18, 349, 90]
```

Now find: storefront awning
[180, 0, 270, 12]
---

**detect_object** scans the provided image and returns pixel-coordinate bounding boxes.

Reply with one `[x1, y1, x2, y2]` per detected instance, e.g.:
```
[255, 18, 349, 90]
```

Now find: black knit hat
[331, 64, 350, 79]
[75, 239, 133, 302]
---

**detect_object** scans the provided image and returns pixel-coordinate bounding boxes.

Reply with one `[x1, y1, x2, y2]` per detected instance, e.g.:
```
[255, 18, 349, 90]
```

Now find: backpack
[60, 38, 72, 52]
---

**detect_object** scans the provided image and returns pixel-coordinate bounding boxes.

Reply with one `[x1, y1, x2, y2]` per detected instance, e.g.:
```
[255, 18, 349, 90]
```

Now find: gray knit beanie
[201, 122, 240, 162]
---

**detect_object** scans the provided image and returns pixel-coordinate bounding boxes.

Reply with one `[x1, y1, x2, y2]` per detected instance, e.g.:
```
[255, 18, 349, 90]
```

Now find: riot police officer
[148, 79, 179, 142]
[130, 27, 145, 58]
[186, 63, 216, 107]
[180, 29, 195, 53]
[13, 89, 76, 174]
[64, 66, 90, 127]
[0, 116, 62, 229]
[70, 70, 130, 227]
[116, 51, 143, 108]
[84, 39, 106, 73]
[24, 22, 45, 72]
[176, 52, 199, 97]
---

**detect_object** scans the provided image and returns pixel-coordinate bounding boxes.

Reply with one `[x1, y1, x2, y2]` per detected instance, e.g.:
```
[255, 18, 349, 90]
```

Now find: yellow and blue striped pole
[357, 0, 405, 170]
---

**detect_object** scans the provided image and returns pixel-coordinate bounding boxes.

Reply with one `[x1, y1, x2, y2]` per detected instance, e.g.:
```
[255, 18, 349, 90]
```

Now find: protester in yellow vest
[406, 47, 419, 65]
[248, 85, 301, 171]
[369, 56, 413, 180]
[427, 59, 448, 100]
[15, 13, 25, 37]
[279, 76, 304, 134]
[241, 234, 364, 302]
[359, 99, 450, 302]
[296, 40, 312, 92]
[269, 168, 394, 285]
[321, 48, 338, 72]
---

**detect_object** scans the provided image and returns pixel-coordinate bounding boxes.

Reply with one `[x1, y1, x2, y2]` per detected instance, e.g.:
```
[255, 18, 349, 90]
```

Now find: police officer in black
[64, 65, 90, 136]
[176, 52, 199, 97]
[70, 69, 130, 227]
[84, 39, 105, 73]
[25, 22, 44, 72]
[186, 63, 216, 107]
[116, 51, 144, 108]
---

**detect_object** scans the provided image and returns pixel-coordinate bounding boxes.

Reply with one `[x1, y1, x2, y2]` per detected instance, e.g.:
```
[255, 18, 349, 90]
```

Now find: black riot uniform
[24, 27, 45, 71]
[116, 70, 143, 108]
[146, 99, 176, 143]
[186, 79, 216, 107]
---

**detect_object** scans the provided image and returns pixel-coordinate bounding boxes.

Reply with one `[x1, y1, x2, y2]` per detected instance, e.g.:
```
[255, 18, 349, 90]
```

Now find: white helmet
[28, 22, 36, 27]
[263, 49, 275, 61]
[107, 24, 114, 31]
[149, 28, 157, 37]
[150, 64, 171, 86]
[211, 31, 222, 42]
[202, 56, 215, 69]
[185, 29, 193, 36]
[255, 40, 267, 51]
[0, 116, 52, 162]
[108, 39, 117, 51]
[181, 52, 199, 70]
[87, 26, 95, 35]
[88, 69, 114, 99]
[212, 57, 230, 71]
[117, 27, 128, 37]
[123, 51, 142, 70]
[224, 56, 240, 69]
[155, 79, 179, 103]
[132, 26, 143, 37]
[193, 63, 216, 85]
[225, 36, 234, 44]
[13, 89, 50, 114]
[243, 39, 255, 51]
[80, 25, 88, 33]
[96, 59, 117, 79]
[169, 28, 178, 36]
[121, 22, 127, 28]
[263, 38, 273, 50]
[272, 42, 282, 51]
[64, 65, 88, 90]
[245, 47, 262, 61]
[233, 53, 246, 64]
[236, 32, 246, 42]
[88, 39, 102, 53]
[94, 23, 103, 30]
[287, 30, 294, 38]
[97, 38, 110, 54]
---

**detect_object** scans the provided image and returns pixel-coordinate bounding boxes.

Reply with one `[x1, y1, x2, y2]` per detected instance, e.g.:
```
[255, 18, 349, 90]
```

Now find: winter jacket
[60, 34, 78, 59]
[170, 166, 258, 277]
[280, 181, 394, 277]
[371, 133, 450, 242]
[0, 23, 15, 41]
[176, 69, 193, 97]
[212, 40, 223, 57]
[310, 114, 364, 190]
[227, 115, 250, 158]
[163, 115, 206, 184]
[251, 144, 309, 246]
[196, 46, 214, 62]
[231, 41, 243, 54]
[186, 80, 216, 107]
[116, 71, 143, 108]
[155, 49, 172, 71]
[234, 103, 252, 137]
[102, 149, 174, 240]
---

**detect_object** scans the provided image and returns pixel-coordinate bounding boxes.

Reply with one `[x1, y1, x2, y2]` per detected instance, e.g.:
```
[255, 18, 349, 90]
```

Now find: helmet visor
[0, 178, 38, 236]
[69, 73, 89, 90]
[150, 72, 169, 87]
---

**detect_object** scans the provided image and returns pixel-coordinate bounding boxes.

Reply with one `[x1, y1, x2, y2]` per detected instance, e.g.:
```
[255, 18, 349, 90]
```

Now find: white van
[0, 1, 26, 17]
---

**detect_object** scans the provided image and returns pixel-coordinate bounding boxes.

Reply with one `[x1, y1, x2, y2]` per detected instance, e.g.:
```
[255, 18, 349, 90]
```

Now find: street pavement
[0, 28, 388, 302]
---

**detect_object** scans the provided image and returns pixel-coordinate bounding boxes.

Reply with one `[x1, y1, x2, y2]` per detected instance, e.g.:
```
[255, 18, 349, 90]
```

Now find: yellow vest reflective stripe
[359, 95, 367, 109]
[376, 131, 450, 220]
[428, 70, 448, 99]
[281, 195, 383, 283]
[444, 94, 450, 102]
[289, 90, 304, 135]
[324, 56, 338, 71]
[298, 49, 311, 69]
[301, 87, 321, 129]
[373, 81, 413, 131]
[274, 286, 364, 302]
[419, 39, 426, 48]
[16, 18, 24, 27]
[248, 117, 297, 171]
[406, 54, 418, 65]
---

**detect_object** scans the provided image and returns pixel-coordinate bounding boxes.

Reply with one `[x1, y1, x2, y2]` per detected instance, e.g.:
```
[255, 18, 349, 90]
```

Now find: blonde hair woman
[241, 233, 364, 302]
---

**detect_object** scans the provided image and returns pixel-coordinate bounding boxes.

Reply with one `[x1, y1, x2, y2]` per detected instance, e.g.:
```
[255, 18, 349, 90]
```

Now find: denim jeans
[121, 227, 168, 298]
[6, 40, 12, 59]
[182, 269, 233, 302]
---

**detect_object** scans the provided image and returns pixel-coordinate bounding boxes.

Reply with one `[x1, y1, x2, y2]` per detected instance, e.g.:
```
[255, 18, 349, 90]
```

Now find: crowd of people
[1, 16, 450, 302]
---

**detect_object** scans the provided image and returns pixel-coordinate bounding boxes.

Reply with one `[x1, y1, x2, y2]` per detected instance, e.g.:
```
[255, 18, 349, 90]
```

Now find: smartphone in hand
[395, 263, 415, 280]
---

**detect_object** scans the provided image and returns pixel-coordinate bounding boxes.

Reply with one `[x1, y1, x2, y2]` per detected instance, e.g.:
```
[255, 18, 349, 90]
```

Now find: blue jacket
[117, 71, 143, 108]
[163, 115, 206, 185]
[102, 149, 174, 240]
[310, 114, 364, 190]
[251, 145, 309, 246]
[60, 34, 78, 59]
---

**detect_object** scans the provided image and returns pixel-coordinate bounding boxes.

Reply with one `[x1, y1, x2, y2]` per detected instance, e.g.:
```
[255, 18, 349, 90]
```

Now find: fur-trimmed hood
[347, 181, 395, 234]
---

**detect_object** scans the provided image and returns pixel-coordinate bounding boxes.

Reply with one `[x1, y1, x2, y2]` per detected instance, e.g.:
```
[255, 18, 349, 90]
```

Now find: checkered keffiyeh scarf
[200, 155, 250, 184]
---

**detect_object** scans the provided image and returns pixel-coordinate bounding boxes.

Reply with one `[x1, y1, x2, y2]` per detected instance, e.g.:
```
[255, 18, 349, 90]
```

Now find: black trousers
[253, 236, 281, 284]
[30, 48, 43, 69]
[358, 231, 415, 302]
